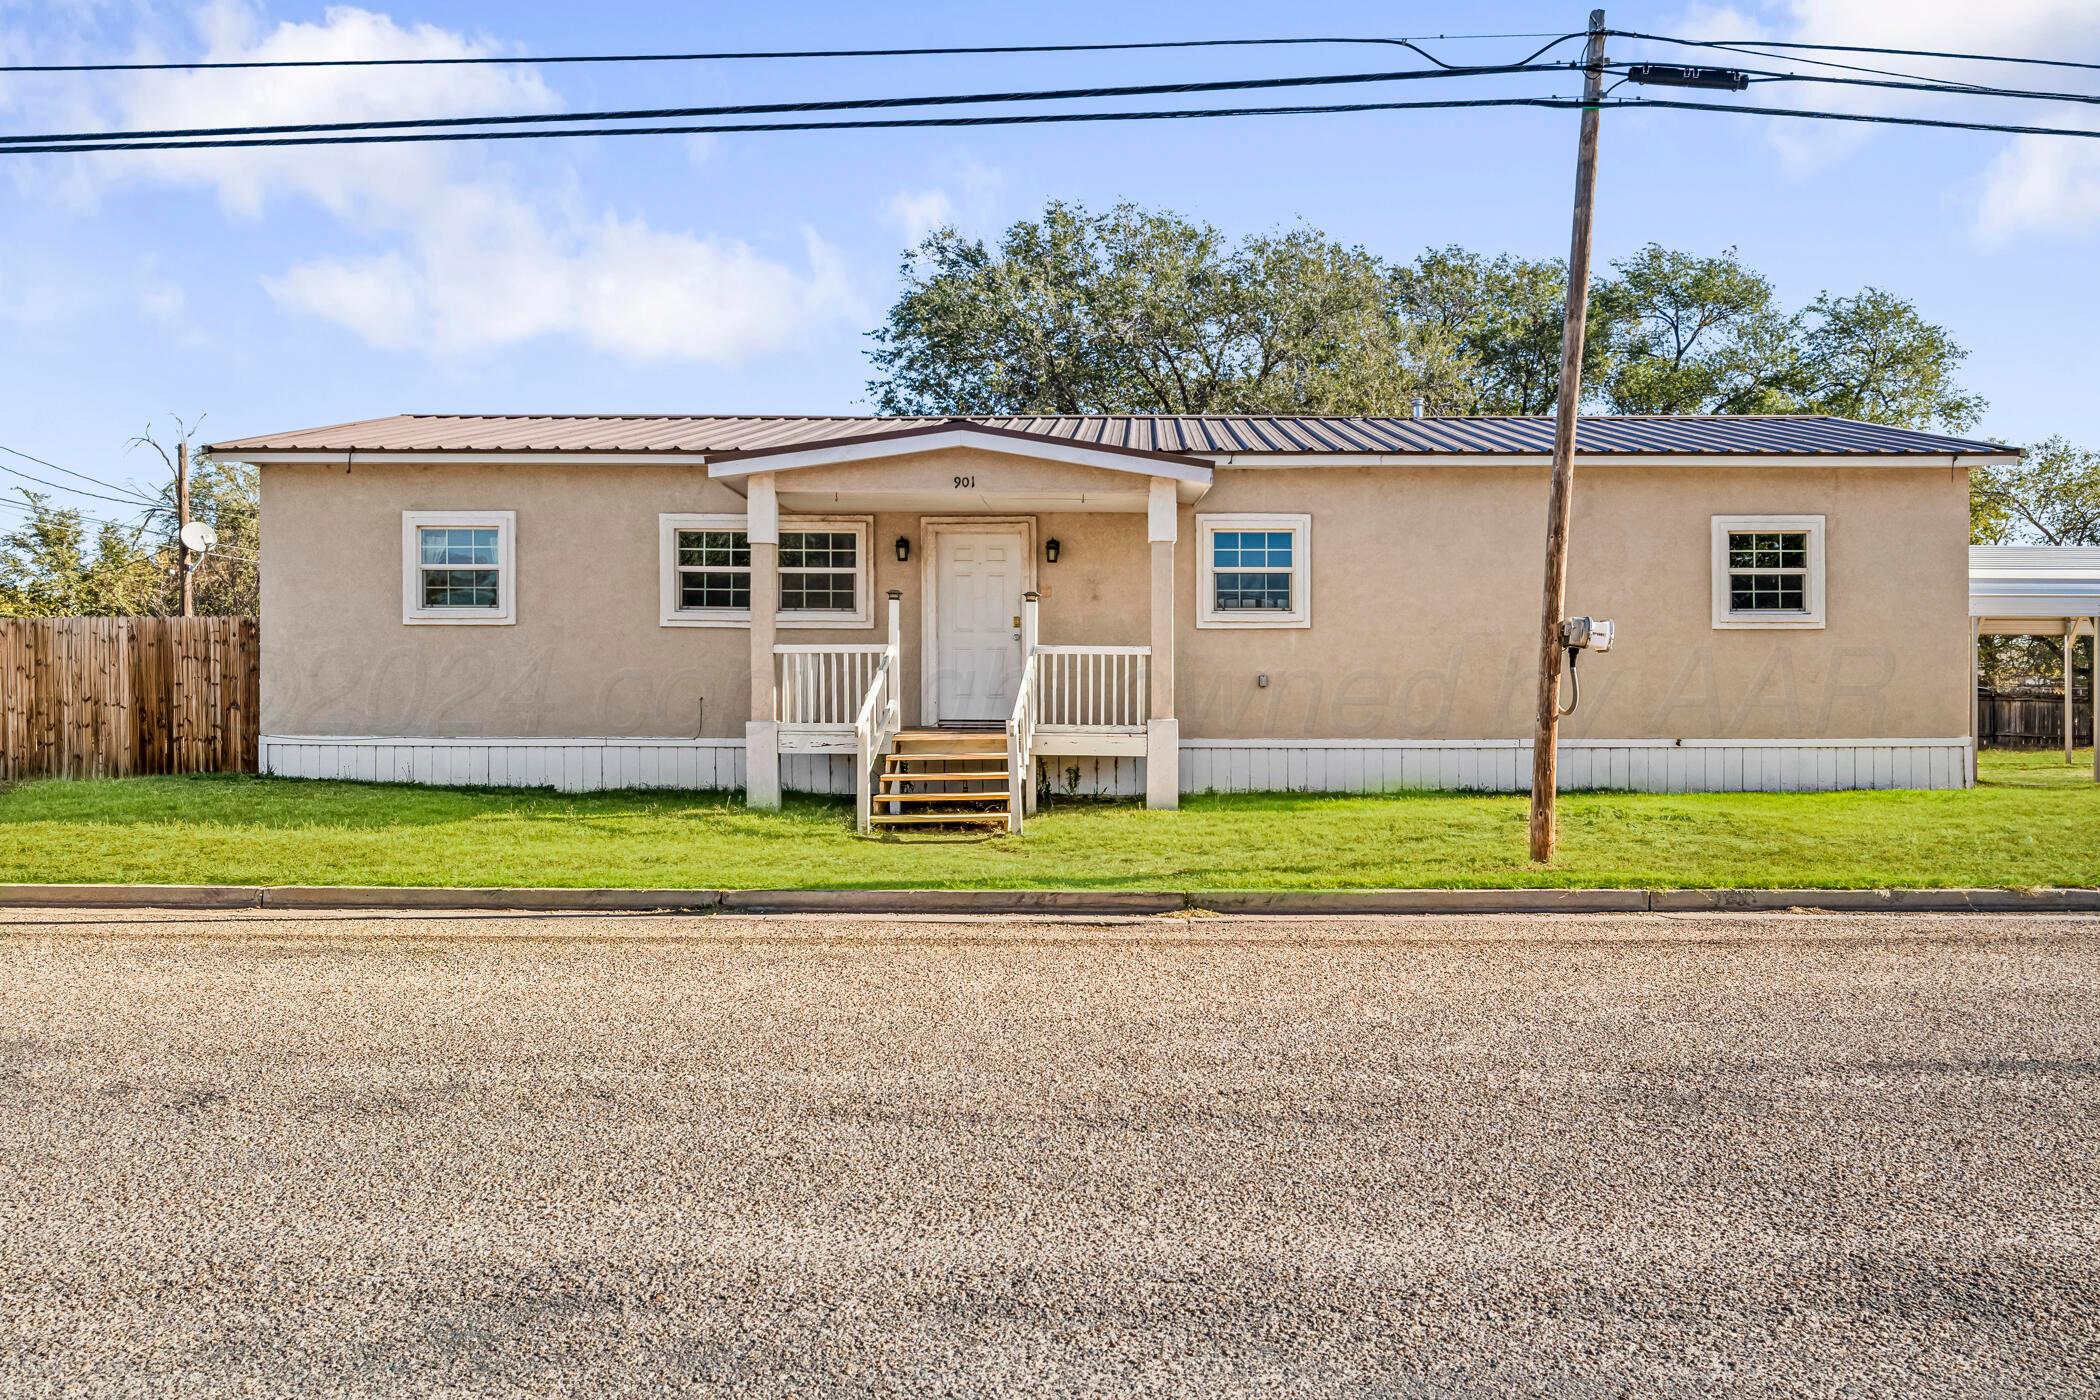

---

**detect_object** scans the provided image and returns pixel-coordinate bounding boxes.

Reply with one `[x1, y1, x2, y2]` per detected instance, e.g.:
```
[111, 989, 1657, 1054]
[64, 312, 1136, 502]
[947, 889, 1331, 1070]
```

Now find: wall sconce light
[1044, 537, 1062, 564]
[894, 536, 911, 564]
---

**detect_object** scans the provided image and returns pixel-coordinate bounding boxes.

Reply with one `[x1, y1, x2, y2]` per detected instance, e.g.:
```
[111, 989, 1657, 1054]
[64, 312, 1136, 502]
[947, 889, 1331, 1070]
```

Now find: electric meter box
[1562, 616, 1615, 653]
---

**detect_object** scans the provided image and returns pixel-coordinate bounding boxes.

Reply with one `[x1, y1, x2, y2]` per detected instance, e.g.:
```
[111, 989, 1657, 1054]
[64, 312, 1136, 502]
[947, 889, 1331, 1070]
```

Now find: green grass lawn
[1, 749, 2095, 891]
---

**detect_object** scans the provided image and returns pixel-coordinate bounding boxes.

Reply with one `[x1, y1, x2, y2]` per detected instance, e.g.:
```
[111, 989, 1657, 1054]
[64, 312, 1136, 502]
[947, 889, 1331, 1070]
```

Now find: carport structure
[1970, 546, 2100, 781]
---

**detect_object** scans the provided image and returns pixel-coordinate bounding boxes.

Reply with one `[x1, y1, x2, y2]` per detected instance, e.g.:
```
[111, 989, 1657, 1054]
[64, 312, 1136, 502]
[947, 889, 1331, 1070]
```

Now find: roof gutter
[203, 448, 2023, 470]
[201, 449, 718, 466]
[1207, 451, 2023, 468]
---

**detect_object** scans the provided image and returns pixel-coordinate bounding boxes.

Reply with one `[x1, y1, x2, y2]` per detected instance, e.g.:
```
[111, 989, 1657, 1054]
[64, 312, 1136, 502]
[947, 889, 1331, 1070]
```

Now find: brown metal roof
[205, 413, 2019, 460]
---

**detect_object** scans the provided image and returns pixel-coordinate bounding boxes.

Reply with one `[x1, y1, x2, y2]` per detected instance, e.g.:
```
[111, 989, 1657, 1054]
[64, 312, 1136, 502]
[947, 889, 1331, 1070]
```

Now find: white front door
[933, 529, 1025, 722]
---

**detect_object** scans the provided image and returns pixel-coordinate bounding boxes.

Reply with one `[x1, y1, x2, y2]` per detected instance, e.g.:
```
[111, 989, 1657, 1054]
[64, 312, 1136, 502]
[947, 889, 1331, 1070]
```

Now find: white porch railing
[1035, 645, 1150, 731]
[1005, 650, 1039, 835]
[774, 593, 1147, 834]
[853, 641, 902, 833]
[774, 644, 888, 727]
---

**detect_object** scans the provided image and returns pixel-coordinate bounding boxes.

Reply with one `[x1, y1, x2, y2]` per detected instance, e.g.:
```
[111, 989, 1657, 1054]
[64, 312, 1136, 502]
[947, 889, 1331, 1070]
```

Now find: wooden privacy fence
[0, 617, 260, 780]
[1977, 687, 2094, 749]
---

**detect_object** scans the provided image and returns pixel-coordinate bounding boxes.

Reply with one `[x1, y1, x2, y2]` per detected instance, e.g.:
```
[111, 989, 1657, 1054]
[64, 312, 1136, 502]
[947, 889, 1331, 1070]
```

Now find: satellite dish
[180, 521, 218, 553]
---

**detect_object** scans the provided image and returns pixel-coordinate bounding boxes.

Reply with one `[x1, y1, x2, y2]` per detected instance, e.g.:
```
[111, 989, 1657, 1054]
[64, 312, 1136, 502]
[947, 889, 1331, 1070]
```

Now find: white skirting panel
[1033, 755, 1147, 798]
[263, 735, 1973, 796]
[780, 754, 856, 796]
[262, 735, 746, 794]
[260, 736, 862, 795]
[1178, 738, 1974, 794]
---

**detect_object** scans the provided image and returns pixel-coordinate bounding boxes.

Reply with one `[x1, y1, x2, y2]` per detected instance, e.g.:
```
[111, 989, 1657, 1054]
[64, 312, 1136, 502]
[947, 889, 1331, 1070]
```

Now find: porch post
[1021, 591, 1039, 815]
[1145, 476, 1179, 810]
[1970, 617, 1981, 787]
[2068, 622, 2078, 765]
[744, 473, 782, 810]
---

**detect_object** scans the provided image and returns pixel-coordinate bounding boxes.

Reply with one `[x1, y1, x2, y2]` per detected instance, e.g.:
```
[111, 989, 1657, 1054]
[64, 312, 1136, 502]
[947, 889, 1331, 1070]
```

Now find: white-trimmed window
[402, 511, 514, 625]
[1712, 515, 1825, 629]
[1197, 513, 1311, 628]
[660, 514, 752, 625]
[659, 514, 871, 628]
[778, 525, 864, 619]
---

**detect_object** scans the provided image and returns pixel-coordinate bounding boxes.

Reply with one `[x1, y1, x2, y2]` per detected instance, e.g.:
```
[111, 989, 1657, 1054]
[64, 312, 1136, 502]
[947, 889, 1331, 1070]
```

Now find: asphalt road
[2, 909, 2096, 1397]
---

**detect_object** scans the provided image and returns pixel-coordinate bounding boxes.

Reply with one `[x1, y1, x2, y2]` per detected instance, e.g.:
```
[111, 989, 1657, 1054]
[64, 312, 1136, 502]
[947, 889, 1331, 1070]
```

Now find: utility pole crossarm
[1526, 8, 1608, 863]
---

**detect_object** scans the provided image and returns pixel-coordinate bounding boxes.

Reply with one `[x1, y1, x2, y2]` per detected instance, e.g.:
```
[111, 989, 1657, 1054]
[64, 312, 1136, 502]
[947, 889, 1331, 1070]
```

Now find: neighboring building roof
[206, 413, 2020, 463]
[1971, 545, 2100, 624]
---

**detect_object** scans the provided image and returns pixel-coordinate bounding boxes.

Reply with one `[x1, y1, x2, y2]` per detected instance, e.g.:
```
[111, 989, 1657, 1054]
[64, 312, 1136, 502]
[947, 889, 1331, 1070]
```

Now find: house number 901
[953, 475, 975, 489]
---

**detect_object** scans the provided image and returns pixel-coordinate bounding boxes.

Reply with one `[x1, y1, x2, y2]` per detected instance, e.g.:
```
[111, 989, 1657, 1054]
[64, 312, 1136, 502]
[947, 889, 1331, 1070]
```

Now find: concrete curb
[717, 889, 1185, 916]
[260, 887, 724, 912]
[0, 884, 263, 909]
[1190, 889, 1650, 915]
[2, 884, 2098, 915]
[1650, 887, 2100, 913]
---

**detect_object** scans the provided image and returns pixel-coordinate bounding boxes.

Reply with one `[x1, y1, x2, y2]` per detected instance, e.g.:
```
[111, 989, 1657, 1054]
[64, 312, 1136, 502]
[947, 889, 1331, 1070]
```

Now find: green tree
[0, 428, 259, 619]
[868, 201, 1458, 416]
[132, 425, 261, 616]
[1389, 247, 1602, 414]
[1970, 438, 2099, 686]
[0, 496, 162, 616]
[868, 201, 1991, 441]
[148, 453, 260, 616]
[1795, 289, 1986, 432]
[1972, 437, 2100, 546]
[1597, 244, 1800, 415]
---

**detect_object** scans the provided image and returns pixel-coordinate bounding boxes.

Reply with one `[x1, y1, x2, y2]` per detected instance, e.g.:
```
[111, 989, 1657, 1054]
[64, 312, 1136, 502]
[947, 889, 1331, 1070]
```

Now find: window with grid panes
[1725, 530, 1810, 614]
[418, 526, 501, 610]
[675, 527, 751, 611]
[1711, 515, 1824, 628]
[1212, 529, 1294, 612]
[778, 529, 858, 613]
[1196, 513, 1310, 628]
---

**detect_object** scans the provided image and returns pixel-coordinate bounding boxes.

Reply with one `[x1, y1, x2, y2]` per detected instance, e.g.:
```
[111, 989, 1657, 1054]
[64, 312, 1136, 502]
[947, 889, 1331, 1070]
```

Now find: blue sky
[2, 0, 2096, 518]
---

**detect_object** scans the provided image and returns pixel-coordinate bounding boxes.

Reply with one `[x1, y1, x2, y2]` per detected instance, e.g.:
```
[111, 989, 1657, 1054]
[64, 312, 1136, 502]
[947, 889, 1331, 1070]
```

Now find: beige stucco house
[203, 413, 2019, 829]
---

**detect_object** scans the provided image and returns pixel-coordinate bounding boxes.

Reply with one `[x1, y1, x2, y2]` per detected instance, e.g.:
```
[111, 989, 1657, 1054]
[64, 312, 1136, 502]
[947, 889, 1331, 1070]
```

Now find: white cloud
[0, 247, 191, 329]
[880, 161, 1008, 248]
[1664, 0, 2100, 234]
[1978, 135, 2100, 238]
[883, 188, 958, 245]
[262, 251, 422, 348]
[265, 222, 855, 362]
[6, 3, 861, 361]
[139, 279, 187, 323]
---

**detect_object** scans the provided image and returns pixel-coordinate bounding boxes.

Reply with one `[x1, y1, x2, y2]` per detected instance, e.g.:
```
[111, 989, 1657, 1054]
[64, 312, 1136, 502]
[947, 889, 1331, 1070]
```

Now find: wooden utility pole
[175, 435, 193, 618]
[1527, 9, 1608, 863]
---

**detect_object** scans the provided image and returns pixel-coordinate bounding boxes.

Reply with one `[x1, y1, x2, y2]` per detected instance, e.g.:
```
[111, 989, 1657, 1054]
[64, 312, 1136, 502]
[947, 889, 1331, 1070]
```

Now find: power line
[9, 90, 2100, 157]
[0, 491, 160, 534]
[0, 443, 161, 504]
[0, 457, 172, 508]
[0, 494, 257, 565]
[1620, 31, 2100, 103]
[0, 31, 1580, 74]
[1624, 34, 2020, 92]
[1, 59, 1575, 148]
[1612, 94, 2100, 141]
[1617, 30, 2100, 78]
[0, 96, 1595, 154]
[1730, 64, 2100, 110]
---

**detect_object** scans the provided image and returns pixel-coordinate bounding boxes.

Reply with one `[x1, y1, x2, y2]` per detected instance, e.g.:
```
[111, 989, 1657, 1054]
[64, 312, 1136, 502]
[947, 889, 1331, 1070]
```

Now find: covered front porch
[1970, 545, 2100, 783]
[716, 421, 1212, 831]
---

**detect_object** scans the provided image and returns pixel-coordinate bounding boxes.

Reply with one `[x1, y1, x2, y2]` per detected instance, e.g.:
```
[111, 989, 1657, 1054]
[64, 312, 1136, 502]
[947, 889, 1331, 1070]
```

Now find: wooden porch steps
[879, 770, 1007, 786]
[870, 729, 1015, 830]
